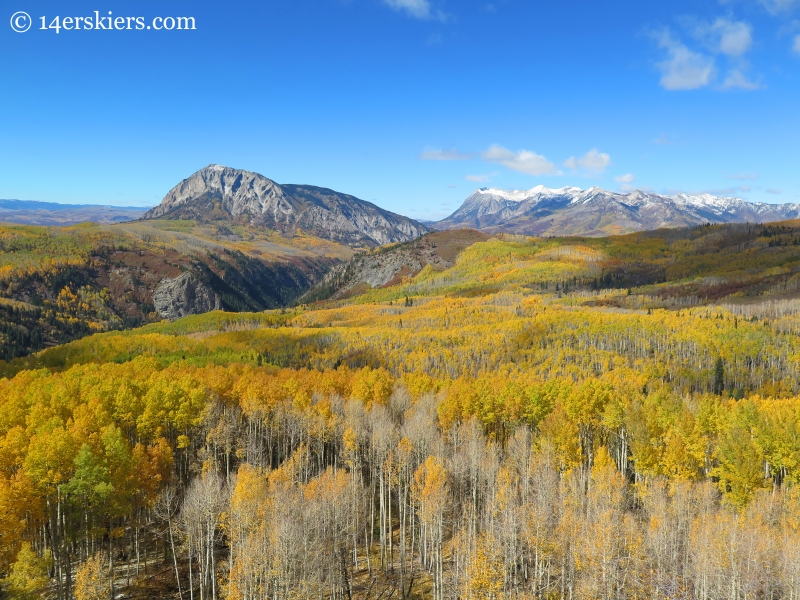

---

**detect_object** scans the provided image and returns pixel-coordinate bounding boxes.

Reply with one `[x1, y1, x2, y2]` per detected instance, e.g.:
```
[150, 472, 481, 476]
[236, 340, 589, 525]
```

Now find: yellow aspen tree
[465, 533, 505, 600]
[6, 543, 53, 600]
[73, 554, 107, 600]
[413, 455, 448, 600]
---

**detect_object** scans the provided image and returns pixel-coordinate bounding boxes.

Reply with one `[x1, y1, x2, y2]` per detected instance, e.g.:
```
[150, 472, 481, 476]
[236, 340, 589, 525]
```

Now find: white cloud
[759, 0, 800, 15]
[384, 0, 445, 21]
[722, 68, 761, 89]
[447, 184, 456, 188]
[475, 146, 610, 178]
[481, 145, 557, 176]
[653, 24, 759, 92]
[794, 34, 800, 53]
[620, 184, 637, 193]
[580, 149, 612, 173]
[681, 18, 762, 90]
[655, 31, 716, 90]
[727, 172, 758, 180]
[766, 188, 783, 194]
[654, 134, 674, 145]
[615, 174, 635, 183]
[465, 174, 490, 182]
[565, 149, 612, 175]
[418, 148, 472, 161]
[705, 19, 753, 56]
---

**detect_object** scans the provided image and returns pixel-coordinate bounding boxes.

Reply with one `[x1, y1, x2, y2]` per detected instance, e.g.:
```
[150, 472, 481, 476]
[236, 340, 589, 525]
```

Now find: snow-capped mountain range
[434, 186, 800, 237]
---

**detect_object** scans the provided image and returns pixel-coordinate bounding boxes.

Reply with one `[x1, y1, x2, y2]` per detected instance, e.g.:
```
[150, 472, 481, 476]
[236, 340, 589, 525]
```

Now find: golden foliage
[5, 543, 52, 600]
[73, 554, 108, 600]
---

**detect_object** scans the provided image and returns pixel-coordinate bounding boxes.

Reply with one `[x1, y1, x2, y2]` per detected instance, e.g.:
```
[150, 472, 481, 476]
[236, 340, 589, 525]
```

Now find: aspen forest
[3, 223, 800, 599]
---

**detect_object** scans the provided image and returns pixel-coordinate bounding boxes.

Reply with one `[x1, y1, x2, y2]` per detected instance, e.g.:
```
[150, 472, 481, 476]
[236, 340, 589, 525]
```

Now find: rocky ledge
[153, 272, 221, 320]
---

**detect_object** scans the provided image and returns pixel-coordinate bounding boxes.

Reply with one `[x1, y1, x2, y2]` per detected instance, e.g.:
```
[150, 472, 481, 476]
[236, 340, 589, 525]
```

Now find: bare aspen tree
[413, 456, 448, 600]
[181, 473, 226, 600]
[368, 404, 398, 573]
[153, 485, 184, 600]
[521, 444, 560, 597]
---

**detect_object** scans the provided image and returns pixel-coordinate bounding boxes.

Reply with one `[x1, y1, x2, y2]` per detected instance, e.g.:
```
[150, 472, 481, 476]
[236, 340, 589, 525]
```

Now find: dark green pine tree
[713, 356, 725, 395]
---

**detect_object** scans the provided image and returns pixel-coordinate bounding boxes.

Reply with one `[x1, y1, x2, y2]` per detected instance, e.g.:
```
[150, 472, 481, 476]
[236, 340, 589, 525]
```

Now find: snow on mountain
[475, 188, 530, 202]
[435, 186, 800, 237]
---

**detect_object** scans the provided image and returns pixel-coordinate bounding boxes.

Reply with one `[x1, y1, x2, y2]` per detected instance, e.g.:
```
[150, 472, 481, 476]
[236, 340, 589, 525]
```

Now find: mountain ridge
[143, 164, 429, 247]
[0, 199, 148, 226]
[0, 199, 150, 211]
[435, 185, 800, 236]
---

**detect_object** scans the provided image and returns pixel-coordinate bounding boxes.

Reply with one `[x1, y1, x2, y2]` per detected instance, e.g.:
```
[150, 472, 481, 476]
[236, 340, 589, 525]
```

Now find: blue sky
[1, 0, 799, 221]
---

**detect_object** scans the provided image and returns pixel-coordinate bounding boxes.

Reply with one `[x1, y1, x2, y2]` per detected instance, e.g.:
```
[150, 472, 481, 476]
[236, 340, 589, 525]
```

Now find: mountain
[0, 199, 148, 225]
[435, 185, 800, 236]
[143, 164, 428, 246]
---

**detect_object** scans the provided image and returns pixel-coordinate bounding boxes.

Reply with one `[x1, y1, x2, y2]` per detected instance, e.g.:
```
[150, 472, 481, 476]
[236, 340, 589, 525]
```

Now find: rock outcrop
[143, 164, 428, 247]
[301, 229, 490, 302]
[153, 272, 221, 320]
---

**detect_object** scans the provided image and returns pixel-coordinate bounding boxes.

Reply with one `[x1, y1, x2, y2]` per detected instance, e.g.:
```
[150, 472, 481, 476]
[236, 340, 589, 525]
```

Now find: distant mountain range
[434, 186, 800, 236]
[0, 199, 147, 226]
[143, 164, 428, 247]
[7, 175, 800, 241]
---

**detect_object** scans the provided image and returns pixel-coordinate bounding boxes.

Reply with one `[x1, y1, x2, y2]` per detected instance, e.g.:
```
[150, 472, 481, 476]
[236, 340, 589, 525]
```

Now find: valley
[0, 164, 428, 361]
[0, 220, 344, 360]
[9, 1, 799, 596]
[4, 169, 800, 600]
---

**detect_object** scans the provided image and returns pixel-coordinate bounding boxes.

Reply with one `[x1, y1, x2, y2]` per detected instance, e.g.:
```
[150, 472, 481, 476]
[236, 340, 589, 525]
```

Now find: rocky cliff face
[153, 272, 221, 320]
[302, 229, 490, 302]
[143, 165, 428, 247]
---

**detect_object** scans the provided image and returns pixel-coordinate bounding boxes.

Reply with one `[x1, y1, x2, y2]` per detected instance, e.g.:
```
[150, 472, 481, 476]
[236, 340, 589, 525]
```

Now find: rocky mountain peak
[143, 165, 428, 247]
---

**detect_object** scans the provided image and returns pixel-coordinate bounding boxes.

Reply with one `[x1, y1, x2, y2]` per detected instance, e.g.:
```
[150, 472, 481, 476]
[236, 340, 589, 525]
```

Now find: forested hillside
[3, 222, 800, 599]
[313, 221, 800, 309]
[0, 221, 346, 360]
